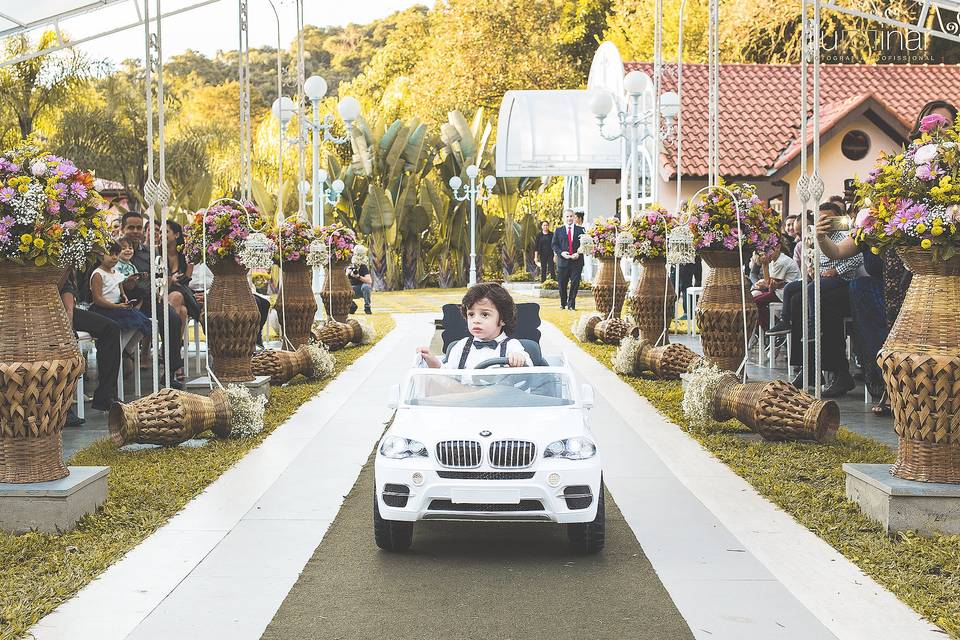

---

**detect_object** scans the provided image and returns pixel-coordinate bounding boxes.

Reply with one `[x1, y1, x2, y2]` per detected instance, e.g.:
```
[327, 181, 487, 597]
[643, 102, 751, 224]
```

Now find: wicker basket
[630, 257, 676, 346]
[252, 346, 313, 384]
[312, 320, 353, 352]
[0, 265, 84, 483]
[276, 261, 317, 349]
[880, 247, 960, 483]
[208, 261, 260, 382]
[109, 388, 232, 446]
[595, 318, 632, 345]
[712, 374, 838, 443]
[593, 256, 629, 318]
[697, 250, 758, 371]
[636, 341, 703, 380]
[320, 260, 354, 322]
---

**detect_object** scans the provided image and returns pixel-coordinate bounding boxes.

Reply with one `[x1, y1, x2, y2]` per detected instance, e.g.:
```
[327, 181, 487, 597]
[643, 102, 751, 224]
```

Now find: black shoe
[90, 399, 113, 412]
[767, 320, 791, 336]
[65, 411, 85, 428]
[349, 301, 358, 315]
[821, 372, 856, 398]
[560, 305, 566, 310]
[364, 306, 372, 315]
[569, 304, 576, 311]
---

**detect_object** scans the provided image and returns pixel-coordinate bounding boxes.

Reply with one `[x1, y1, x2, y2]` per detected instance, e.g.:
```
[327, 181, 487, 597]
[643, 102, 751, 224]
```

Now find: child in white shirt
[418, 283, 532, 369]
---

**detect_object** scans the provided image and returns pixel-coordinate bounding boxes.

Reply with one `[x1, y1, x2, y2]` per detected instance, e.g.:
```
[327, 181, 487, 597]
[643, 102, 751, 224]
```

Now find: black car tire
[567, 480, 605, 553]
[373, 488, 414, 552]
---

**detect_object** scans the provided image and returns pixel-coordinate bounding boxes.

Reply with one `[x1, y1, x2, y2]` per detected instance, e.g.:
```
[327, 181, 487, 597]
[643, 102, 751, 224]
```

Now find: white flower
[681, 362, 729, 429]
[306, 238, 330, 267]
[914, 144, 938, 165]
[305, 343, 335, 379]
[30, 160, 46, 177]
[239, 232, 276, 270]
[225, 384, 267, 438]
[579, 234, 596, 256]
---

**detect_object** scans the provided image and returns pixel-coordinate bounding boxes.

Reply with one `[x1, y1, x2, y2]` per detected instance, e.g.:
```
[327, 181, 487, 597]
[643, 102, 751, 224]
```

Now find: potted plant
[316, 222, 358, 322]
[0, 140, 108, 483]
[579, 216, 630, 317]
[271, 217, 319, 348]
[686, 181, 780, 371]
[851, 113, 960, 482]
[627, 205, 677, 346]
[183, 200, 274, 383]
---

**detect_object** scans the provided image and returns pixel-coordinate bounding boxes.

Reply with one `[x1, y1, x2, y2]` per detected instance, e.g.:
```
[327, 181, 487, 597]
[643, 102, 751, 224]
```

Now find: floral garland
[0, 139, 109, 269]
[627, 205, 674, 259]
[686, 180, 780, 255]
[316, 222, 357, 263]
[272, 217, 318, 263]
[183, 201, 271, 267]
[852, 114, 960, 260]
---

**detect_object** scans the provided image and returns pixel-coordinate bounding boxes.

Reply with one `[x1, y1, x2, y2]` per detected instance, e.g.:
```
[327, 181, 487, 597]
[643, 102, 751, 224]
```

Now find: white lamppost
[449, 165, 497, 286]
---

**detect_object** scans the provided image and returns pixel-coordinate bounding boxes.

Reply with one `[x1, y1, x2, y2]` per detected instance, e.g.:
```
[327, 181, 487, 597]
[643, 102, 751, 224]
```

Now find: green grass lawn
[0, 315, 395, 640]
[540, 307, 960, 637]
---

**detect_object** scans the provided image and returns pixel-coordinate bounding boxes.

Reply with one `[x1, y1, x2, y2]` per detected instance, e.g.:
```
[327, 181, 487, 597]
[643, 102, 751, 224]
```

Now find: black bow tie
[473, 339, 499, 349]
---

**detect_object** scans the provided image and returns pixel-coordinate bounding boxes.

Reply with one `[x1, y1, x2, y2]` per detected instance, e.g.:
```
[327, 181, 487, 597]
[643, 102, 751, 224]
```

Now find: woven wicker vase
[252, 346, 313, 384]
[711, 374, 839, 443]
[320, 260, 354, 322]
[631, 258, 676, 346]
[208, 261, 260, 382]
[880, 247, 960, 483]
[593, 257, 629, 318]
[697, 250, 758, 372]
[312, 320, 353, 352]
[0, 265, 84, 483]
[635, 341, 703, 380]
[595, 318, 631, 345]
[109, 388, 232, 446]
[276, 261, 318, 349]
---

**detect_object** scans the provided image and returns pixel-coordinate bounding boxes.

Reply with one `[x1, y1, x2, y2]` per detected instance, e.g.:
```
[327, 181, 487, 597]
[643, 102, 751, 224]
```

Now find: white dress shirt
[442, 333, 532, 369]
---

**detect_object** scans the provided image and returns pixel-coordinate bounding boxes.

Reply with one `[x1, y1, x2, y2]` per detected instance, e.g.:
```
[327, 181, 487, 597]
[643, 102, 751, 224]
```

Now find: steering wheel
[475, 357, 510, 369]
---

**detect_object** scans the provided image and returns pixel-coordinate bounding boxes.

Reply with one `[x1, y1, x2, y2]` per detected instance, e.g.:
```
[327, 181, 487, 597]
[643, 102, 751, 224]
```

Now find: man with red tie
[551, 208, 586, 310]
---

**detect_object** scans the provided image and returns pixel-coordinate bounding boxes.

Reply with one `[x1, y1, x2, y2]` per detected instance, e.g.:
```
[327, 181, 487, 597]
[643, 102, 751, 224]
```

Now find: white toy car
[374, 353, 604, 553]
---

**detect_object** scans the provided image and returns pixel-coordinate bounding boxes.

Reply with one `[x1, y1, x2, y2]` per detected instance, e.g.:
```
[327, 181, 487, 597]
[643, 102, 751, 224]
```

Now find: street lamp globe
[588, 91, 614, 117]
[337, 97, 361, 123]
[316, 168, 328, 185]
[271, 96, 295, 125]
[623, 70, 651, 97]
[483, 175, 496, 190]
[466, 165, 479, 179]
[659, 91, 680, 118]
[304, 75, 328, 102]
[298, 180, 310, 195]
[331, 179, 345, 194]
[449, 176, 463, 190]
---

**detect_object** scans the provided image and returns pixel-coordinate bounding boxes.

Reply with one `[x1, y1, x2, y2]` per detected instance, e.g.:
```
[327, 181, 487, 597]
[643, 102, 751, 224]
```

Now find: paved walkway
[32, 314, 937, 640]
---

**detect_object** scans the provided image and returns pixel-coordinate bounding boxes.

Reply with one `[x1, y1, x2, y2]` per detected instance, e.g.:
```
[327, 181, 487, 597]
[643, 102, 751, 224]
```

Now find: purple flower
[920, 113, 950, 134]
[864, 168, 881, 185]
[915, 164, 942, 182]
[0, 187, 14, 203]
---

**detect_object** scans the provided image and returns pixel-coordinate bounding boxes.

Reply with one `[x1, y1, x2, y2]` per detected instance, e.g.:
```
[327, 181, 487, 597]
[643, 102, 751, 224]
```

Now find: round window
[841, 130, 870, 161]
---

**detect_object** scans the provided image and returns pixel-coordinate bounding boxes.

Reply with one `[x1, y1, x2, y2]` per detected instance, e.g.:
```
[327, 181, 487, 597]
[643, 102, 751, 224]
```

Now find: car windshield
[405, 370, 575, 408]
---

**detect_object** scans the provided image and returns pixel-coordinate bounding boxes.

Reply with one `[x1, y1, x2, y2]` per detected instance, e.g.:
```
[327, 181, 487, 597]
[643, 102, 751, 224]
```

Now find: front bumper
[374, 458, 602, 523]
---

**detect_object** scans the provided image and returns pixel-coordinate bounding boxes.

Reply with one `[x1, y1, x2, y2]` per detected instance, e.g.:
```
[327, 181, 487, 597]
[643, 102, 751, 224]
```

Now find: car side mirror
[581, 383, 594, 409]
[387, 384, 400, 410]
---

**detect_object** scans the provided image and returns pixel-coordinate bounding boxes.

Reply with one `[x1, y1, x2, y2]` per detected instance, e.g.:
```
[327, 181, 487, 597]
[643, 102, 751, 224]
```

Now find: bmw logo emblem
[479, 430, 492, 437]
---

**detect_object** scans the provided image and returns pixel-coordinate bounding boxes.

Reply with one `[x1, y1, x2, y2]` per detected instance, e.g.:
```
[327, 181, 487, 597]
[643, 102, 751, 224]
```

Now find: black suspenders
[456, 337, 510, 369]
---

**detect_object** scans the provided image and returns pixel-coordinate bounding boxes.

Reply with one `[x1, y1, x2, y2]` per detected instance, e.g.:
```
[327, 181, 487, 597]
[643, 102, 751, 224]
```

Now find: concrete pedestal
[0, 466, 109, 534]
[185, 375, 270, 400]
[844, 463, 960, 536]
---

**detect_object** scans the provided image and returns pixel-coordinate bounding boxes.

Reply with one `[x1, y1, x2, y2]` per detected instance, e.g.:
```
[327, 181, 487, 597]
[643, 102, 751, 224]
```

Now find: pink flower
[920, 113, 950, 133]
[62, 220, 77, 230]
[854, 208, 875, 230]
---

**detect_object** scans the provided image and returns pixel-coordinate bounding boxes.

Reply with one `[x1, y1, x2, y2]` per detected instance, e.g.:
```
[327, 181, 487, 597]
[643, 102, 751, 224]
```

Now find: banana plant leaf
[360, 183, 396, 233]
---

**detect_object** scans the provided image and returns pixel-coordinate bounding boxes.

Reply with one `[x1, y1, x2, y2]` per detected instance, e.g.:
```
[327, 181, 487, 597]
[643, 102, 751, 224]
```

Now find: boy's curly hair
[461, 282, 518, 335]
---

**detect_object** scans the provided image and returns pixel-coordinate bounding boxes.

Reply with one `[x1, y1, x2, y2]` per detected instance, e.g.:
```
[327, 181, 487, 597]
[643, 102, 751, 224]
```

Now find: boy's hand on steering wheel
[506, 352, 526, 368]
[417, 346, 441, 369]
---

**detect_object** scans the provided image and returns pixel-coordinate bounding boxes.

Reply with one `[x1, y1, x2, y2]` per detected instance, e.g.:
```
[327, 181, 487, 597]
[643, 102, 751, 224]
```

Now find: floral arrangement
[224, 384, 267, 438]
[316, 222, 358, 263]
[686, 181, 781, 255]
[680, 362, 728, 430]
[572, 312, 602, 342]
[580, 217, 621, 258]
[612, 335, 644, 376]
[183, 200, 272, 267]
[627, 205, 675, 260]
[352, 243, 369, 266]
[304, 343, 336, 378]
[851, 114, 960, 260]
[251, 270, 271, 290]
[272, 217, 318, 263]
[0, 139, 109, 269]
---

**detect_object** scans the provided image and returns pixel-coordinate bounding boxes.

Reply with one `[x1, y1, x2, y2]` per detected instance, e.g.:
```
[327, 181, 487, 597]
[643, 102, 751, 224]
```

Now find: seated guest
[90, 241, 153, 337]
[751, 242, 800, 329]
[348, 260, 373, 315]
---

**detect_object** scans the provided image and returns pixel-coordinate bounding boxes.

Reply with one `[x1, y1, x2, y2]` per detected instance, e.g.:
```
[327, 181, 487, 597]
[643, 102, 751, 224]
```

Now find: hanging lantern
[306, 238, 330, 267]
[352, 244, 369, 266]
[615, 231, 636, 260]
[579, 234, 597, 257]
[667, 224, 696, 265]
[239, 232, 275, 271]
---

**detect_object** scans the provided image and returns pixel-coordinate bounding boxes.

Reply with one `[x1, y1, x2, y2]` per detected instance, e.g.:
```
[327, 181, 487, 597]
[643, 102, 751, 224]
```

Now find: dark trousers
[678, 258, 702, 315]
[789, 277, 851, 375]
[538, 255, 556, 282]
[254, 295, 270, 346]
[142, 301, 184, 372]
[74, 308, 121, 407]
[848, 275, 888, 388]
[352, 283, 372, 308]
[558, 260, 583, 309]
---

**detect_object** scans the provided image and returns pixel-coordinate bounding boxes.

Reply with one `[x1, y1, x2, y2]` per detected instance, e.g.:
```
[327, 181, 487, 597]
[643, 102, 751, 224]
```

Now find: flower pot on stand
[276, 260, 317, 348]
[697, 249, 758, 372]
[207, 261, 260, 382]
[0, 265, 85, 483]
[631, 257, 676, 346]
[593, 256, 629, 317]
[321, 260, 354, 322]
[880, 247, 960, 483]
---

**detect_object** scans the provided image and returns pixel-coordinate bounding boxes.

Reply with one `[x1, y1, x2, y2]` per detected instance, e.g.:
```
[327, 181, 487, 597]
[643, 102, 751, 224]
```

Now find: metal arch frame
[822, 0, 960, 45]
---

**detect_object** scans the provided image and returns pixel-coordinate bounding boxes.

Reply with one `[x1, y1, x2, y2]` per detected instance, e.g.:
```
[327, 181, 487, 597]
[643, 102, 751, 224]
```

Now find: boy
[418, 283, 532, 369]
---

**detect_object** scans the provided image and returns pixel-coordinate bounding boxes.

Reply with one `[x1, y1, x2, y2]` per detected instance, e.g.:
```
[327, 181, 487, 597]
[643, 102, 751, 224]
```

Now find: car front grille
[489, 440, 537, 468]
[427, 499, 544, 512]
[436, 471, 536, 480]
[436, 440, 482, 468]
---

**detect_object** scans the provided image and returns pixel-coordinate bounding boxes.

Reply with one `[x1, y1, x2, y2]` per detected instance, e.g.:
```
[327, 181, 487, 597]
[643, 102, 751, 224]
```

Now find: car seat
[440, 302, 547, 366]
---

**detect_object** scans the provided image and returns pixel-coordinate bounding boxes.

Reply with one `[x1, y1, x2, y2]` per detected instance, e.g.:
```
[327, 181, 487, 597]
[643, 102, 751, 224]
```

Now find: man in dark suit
[534, 221, 556, 283]
[551, 208, 586, 310]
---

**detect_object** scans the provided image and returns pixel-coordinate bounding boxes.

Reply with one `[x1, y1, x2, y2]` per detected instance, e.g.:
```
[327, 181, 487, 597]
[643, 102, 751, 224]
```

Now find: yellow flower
[18, 244, 29, 253]
[921, 238, 932, 249]
[34, 255, 47, 267]
[17, 184, 28, 193]
[916, 223, 927, 234]
[932, 225, 944, 236]
[20, 234, 32, 244]
[33, 238, 44, 249]
[870, 246, 880, 254]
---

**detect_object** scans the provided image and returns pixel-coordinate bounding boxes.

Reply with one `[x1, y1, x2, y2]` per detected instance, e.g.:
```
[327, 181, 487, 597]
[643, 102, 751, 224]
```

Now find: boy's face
[466, 297, 504, 340]
[119, 244, 134, 261]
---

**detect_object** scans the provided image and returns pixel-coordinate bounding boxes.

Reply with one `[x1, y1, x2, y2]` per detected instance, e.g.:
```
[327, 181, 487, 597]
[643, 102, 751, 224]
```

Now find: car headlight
[379, 436, 428, 459]
[544, 436, 596, 460]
